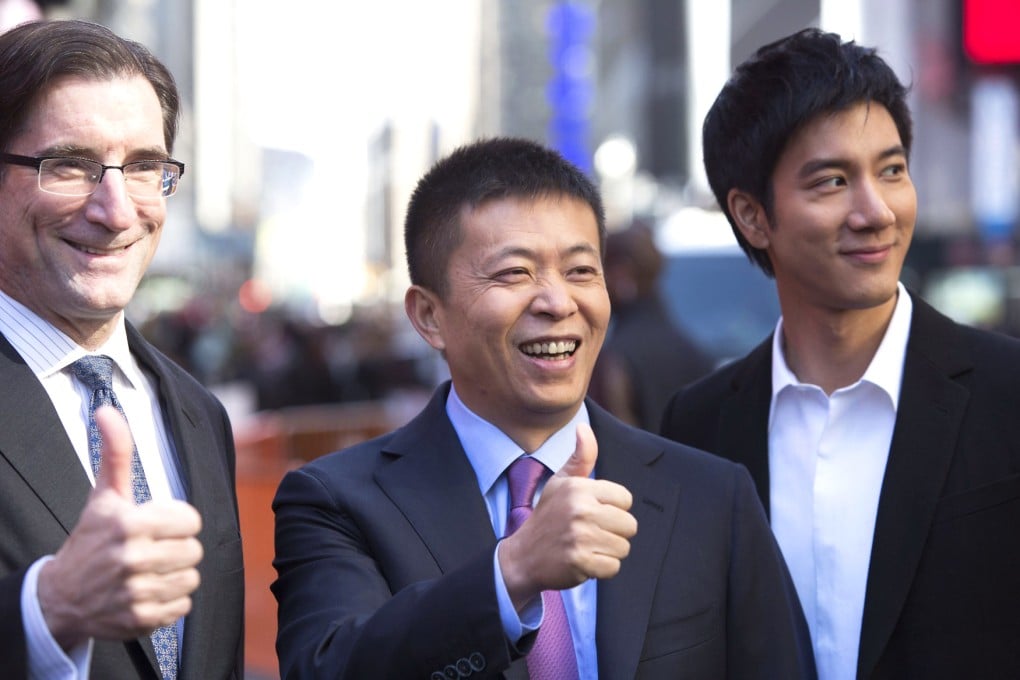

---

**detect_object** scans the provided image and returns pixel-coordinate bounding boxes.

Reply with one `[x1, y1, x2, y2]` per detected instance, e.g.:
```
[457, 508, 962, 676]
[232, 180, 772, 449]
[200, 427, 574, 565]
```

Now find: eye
[880, 162, 907, 178]
[127, 160, 163, 173]
[567, 265, 599, 281]
[44, 157, 100, 181]
[493, 267, 531, 283]
[812, 175, 846, 190]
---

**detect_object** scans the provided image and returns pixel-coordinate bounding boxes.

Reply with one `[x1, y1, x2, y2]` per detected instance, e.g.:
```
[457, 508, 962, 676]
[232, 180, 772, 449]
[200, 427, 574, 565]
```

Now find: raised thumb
[92, 405, 135, 499]
[556, 422, 598, 479]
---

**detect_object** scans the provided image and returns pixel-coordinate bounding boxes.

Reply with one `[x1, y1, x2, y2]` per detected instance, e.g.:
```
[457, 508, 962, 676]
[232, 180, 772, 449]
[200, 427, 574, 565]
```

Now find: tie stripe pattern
[70, 355, 179, 680]
[505, 456, 580, 680]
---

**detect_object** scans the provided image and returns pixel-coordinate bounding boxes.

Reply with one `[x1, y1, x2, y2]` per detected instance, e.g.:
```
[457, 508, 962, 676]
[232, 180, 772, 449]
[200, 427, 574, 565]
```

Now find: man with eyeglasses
[0, 19, 243, 680]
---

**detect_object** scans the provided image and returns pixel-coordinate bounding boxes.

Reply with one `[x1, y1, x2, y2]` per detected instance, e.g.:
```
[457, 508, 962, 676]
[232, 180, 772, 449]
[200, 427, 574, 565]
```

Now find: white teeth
[522, 340, 577, 357]
[73, 242, 127, 255]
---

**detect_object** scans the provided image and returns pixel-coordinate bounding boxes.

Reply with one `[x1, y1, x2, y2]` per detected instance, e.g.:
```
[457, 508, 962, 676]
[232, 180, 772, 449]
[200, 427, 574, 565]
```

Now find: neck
[779, 296, 897, 395]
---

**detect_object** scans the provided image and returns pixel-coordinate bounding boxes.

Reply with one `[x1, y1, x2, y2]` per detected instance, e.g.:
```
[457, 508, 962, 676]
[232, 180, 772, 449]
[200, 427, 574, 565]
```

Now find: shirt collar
[0, 288, 138, 387]
[771, 281, 912, 409]
[445, 383, 589, 495]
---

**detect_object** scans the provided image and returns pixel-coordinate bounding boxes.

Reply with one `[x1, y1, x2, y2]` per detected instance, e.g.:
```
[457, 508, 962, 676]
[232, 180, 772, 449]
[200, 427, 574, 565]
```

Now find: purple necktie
[505, 456, 580, 680]
[70, 355, 178, 680]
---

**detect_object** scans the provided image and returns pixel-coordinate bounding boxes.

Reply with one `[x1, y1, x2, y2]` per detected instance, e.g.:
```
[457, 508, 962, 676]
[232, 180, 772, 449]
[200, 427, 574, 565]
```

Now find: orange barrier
[233, 396, 426, 679]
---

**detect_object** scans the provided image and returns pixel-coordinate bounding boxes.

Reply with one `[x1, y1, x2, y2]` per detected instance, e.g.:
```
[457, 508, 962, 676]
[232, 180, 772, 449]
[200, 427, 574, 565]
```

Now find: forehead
[14, 75, 165, 153]
[458, 195, 601, 256]
[778, 102, 903, 167]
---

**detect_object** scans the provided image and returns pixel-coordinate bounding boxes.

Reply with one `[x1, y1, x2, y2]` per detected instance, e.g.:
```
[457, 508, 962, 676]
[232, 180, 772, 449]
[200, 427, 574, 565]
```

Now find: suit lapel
[375, 388, 501, 573]
[128, 325, 247, 680]
[0, 333, 92, 537]
[126, 329, 190, 678]
[590, 402, 680, 679]
[716, 339, 774, 514]
[856, 298, 970, 678]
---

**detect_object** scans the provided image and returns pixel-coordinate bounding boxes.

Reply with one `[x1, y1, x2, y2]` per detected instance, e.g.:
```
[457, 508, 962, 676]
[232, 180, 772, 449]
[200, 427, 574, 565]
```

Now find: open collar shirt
[768, 282, 912, 680]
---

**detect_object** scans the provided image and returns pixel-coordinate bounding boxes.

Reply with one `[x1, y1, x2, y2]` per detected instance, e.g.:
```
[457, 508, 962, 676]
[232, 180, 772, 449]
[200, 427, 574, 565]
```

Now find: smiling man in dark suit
[0, 20, 243, 680]
[661, 28, 1020, 680]
[272, 137, 814, 679]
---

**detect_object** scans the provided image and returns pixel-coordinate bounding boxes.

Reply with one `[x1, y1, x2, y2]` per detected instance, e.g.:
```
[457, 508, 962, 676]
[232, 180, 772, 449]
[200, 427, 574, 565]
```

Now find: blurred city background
[3, 0, 1018, 676]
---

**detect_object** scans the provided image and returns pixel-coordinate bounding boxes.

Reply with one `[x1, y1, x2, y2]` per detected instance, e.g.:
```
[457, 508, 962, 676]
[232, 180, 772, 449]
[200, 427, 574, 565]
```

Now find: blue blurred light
[546, 1, 595, 174]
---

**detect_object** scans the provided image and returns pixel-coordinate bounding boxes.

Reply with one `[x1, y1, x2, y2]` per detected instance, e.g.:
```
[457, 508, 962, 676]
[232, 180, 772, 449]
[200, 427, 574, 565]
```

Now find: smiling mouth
[520, 340, 578, 360]
[68, 241, 130, 256]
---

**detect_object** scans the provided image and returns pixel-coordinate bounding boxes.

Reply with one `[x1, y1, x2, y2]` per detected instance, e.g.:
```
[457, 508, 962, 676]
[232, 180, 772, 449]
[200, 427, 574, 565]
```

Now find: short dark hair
[703, 28, 912, 276]
[0, 19, 180, 156]
[404, 136, 606, 297]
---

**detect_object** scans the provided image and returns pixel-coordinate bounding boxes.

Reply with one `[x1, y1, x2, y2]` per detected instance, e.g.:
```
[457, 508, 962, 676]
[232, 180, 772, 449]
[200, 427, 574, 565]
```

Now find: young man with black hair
[662, 28, 1020, 680]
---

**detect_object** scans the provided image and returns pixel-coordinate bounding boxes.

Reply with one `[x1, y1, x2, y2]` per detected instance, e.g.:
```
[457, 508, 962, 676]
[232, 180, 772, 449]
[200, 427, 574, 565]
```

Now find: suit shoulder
[660, 351, 758, 431]
[129, 330, 222, 402]
[912, 305, 1020, 384]
[288, 428, 400, 483]
[618, 422, 750, 483]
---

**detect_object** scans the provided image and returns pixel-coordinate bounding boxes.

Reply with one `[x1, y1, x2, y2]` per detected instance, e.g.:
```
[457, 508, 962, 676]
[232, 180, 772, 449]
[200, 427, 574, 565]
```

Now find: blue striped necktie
[70, 355, 179, 680]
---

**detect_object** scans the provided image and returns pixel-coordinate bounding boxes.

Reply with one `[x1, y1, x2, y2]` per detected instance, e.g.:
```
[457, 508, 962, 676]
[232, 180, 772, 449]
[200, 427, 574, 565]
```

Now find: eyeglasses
[0, 152, 185, 198]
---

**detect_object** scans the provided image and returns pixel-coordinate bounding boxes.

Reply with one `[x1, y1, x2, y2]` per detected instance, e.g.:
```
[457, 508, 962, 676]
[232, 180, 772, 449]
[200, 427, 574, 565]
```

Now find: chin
[527, 389, 586, 415]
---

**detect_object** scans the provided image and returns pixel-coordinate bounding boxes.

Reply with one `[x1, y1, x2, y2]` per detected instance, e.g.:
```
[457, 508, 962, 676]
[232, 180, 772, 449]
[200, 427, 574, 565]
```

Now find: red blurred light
[238, 278, 272, 314]
[963, 0, 1020, 65]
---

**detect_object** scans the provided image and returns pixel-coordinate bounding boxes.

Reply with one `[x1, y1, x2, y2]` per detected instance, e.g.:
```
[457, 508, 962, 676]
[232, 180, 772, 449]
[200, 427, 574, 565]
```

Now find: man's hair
[703, 28, 912, 276]
[404, 136, 606, 298]
[0, 19, 180, 156]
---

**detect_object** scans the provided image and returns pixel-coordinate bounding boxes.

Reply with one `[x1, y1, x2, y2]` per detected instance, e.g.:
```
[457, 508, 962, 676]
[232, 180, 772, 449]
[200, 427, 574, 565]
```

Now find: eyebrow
[797, 145, 908, 179]
[40, 143, 170, 160]
[488, 242, 600, 264]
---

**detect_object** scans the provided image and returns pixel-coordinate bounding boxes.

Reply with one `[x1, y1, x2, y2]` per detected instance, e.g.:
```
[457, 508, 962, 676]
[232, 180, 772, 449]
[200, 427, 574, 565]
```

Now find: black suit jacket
[272, 383, 815, 679]
[0, 325, 245, 680]
[661, 293, 1020, 679]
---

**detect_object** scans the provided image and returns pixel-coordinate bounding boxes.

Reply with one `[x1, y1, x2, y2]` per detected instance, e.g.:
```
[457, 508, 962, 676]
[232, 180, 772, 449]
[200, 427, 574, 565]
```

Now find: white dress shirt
[445, 384, 598, 678]
[768, 283, 912, 680]
[0, 291, 184, 680]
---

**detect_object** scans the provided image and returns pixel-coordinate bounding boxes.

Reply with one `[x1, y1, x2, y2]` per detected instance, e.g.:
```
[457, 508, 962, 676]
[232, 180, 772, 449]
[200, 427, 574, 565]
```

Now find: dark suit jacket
[272, 383, 815, 679]
[0, 325, 245, 680]
[661, 293, 1020, 679]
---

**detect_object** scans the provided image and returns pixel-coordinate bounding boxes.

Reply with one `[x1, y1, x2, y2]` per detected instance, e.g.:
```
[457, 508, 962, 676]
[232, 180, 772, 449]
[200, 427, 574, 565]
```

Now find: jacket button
[469, 652, 486, 671]
[444, 664, 460, 678]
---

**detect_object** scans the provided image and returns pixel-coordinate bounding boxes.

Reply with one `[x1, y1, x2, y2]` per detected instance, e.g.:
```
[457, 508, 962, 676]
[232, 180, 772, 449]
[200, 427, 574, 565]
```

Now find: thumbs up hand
[91, 404, 138, 499]
[498, 423, 637, 611]
[37, 406, 203, 651]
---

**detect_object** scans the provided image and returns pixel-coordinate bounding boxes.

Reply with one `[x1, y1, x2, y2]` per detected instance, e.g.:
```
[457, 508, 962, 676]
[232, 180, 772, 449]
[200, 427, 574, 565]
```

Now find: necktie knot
[507, 456, 546, 514]
[70, 354, 115, 392]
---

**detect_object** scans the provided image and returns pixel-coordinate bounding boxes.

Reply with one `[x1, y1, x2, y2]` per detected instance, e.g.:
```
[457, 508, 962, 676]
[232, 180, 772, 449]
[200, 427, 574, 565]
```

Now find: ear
[405, 285, 446, 352]
[727, 188, 771, 250]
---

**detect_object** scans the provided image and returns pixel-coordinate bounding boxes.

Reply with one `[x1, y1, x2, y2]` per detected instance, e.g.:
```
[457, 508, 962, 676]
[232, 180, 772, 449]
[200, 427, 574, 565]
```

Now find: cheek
[892, 192, 918, 228]
[581, 291, 611, 333]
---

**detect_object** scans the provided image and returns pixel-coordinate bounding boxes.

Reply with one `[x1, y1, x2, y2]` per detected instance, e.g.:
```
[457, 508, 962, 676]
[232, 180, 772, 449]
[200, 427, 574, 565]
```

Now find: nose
[846, 178, 896, 231]
[83, 168, 137, 231]
[530, 274, 579, 318]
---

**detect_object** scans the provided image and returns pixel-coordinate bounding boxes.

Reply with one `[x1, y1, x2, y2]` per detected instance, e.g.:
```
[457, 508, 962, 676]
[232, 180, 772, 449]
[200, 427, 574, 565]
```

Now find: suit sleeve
[272, 466, 522, 680]
[725, 465, 817, 679]
[0, 570, 28, 679]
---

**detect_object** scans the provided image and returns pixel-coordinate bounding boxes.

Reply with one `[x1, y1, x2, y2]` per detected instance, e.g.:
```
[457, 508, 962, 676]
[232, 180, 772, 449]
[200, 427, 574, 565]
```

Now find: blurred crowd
[138, 294, 437, 413]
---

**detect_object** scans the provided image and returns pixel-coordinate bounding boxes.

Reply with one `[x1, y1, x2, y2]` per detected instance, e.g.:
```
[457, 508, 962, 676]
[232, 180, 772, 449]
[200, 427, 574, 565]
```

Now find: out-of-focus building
[36, 0, 1020, 334]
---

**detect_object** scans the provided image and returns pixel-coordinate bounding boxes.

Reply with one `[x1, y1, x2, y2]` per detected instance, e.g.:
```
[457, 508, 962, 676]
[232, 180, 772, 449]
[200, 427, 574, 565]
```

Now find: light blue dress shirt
[445, 384, 598, 678]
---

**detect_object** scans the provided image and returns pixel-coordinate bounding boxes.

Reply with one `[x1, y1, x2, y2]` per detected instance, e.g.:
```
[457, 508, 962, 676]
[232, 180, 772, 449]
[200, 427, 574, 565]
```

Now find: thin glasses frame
[0, 152, 185, 198]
